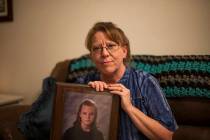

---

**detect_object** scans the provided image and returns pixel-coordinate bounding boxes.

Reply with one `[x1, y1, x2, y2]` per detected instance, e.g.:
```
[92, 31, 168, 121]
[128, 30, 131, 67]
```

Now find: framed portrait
[0, 0, 13, 22]
[51, 82, 120, 140]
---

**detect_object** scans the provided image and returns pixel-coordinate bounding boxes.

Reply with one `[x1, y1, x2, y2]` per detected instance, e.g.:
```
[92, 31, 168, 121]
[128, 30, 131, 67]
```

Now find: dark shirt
[76, 67, 178, 140]
[62, 125, 104, 140]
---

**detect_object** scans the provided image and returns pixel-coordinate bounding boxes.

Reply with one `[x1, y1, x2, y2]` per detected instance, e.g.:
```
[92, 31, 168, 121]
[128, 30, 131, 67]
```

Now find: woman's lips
[102, 60, 112, 64]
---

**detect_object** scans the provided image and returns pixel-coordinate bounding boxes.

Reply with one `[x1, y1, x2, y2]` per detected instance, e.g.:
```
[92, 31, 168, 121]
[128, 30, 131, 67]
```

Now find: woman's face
[79, 105, 96, 128]
[90, 31, 127, 76]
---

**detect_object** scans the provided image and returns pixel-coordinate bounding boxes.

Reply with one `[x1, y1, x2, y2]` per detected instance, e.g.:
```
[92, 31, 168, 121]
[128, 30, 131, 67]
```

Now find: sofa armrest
[50, 60, 69, 82]
[0, 105, 30, 140]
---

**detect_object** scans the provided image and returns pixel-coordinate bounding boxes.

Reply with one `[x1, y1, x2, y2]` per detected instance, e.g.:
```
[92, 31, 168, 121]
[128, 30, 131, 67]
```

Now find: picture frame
[51, 82, 120, 140]
[0, 0, 13, 22]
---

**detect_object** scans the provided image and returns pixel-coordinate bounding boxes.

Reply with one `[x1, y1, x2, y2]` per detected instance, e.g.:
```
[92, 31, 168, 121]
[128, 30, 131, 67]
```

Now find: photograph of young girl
[62, 92, 113, 140]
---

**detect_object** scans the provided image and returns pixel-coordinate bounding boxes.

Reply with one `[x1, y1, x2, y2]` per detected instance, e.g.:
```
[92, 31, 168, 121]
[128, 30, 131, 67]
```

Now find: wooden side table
[0, 94, 23, 107]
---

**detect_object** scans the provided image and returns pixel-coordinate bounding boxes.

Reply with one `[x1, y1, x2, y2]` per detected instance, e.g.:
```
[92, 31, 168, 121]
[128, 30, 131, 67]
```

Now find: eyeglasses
[91, 43, 120, 54]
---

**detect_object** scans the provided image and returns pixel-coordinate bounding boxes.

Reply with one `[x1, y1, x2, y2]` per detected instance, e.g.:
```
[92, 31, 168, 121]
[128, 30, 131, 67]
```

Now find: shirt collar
[118, 67, 131, 84]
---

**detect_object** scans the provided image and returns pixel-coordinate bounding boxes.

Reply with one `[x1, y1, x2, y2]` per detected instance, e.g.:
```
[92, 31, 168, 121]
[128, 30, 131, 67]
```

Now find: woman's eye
[92, 47, 101, 51]
[107, 44, 115, 49]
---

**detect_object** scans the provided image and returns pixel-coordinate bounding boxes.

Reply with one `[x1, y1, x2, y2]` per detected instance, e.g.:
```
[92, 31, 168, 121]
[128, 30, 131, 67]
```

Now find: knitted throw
[66, 55, 210, 98]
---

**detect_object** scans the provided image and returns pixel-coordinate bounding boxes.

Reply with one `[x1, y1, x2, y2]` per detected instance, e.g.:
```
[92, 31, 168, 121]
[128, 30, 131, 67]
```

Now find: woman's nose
[101, 47, 110, 56]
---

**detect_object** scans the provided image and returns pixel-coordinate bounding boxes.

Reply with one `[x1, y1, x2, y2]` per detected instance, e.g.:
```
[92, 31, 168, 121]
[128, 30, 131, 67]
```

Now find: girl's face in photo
[79, 105, 96, 128]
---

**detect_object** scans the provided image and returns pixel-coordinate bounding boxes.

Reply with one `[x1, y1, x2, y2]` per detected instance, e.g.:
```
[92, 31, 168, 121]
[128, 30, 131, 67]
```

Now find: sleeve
[141, 74, 178, 132]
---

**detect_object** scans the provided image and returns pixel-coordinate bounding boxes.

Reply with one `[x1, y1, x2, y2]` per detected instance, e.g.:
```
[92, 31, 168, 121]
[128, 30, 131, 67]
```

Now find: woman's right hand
[88, 81, 108, 91]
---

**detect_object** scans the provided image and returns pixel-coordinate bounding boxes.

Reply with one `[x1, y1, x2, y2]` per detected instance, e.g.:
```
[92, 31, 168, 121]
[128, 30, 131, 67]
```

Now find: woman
[76, 22, 178, 140]
[63, 99, 104, 140]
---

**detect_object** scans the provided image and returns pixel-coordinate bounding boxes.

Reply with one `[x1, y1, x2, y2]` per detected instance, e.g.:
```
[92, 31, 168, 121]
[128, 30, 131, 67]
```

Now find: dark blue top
[76, 67, 178, 140]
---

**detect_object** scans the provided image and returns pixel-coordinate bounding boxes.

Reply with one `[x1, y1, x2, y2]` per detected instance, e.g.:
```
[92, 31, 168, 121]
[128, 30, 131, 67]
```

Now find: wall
[0, 0, 209, 104]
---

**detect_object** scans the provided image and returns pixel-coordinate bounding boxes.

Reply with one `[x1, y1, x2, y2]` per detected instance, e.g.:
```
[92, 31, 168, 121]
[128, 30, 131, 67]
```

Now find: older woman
[76, 22, 178, 140]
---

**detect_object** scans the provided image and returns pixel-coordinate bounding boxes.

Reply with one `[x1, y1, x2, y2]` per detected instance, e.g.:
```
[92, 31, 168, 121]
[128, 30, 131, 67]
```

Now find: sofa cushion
[66, 54, 210, 98]
[173, 125, 210, 140]
[168, 97, 210, 126]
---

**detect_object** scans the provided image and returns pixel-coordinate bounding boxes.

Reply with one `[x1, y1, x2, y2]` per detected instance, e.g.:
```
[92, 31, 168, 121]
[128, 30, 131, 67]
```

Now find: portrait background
[63, 92, 112, 140]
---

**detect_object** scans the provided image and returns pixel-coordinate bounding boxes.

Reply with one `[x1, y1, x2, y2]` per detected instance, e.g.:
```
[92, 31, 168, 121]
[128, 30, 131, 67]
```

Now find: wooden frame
[0, 0, 13, 22]
[51, 82, 120, 140]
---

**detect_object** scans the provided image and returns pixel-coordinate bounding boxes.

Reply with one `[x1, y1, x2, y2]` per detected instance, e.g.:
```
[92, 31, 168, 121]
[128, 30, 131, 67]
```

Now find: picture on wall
[0, 0, 13, 22]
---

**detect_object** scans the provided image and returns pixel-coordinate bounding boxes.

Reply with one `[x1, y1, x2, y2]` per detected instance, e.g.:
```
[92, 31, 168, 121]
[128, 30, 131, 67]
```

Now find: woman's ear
[122, 46, 128, 59]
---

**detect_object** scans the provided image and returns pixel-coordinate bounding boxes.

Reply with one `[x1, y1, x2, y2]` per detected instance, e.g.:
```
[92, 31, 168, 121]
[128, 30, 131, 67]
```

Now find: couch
[0, 54, 210, 140]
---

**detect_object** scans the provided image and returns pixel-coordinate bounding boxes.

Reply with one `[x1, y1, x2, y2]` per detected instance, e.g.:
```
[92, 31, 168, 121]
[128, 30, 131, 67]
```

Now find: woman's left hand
[107, 84, 133, 112]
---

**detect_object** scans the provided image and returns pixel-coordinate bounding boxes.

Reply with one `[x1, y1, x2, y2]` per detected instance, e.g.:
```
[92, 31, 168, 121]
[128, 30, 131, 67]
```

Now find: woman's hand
[88, 82, 133, 112]
[88, 81, 108, 91]
[107, 84, 133, 113]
